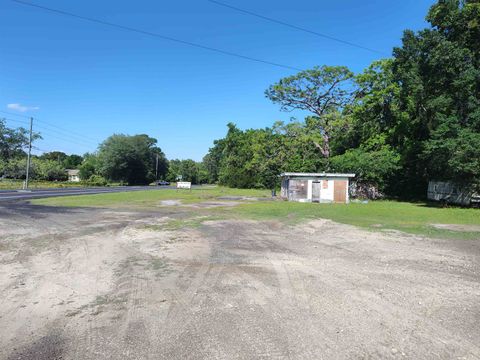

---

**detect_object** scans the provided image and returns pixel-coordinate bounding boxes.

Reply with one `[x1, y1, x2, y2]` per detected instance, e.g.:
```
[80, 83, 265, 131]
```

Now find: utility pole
[155, 153, 159, 182]
[23, 117, 33, 190]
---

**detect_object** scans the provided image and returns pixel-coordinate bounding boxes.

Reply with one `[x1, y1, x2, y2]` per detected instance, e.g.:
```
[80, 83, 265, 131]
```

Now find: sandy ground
[0, 202, 479, 359]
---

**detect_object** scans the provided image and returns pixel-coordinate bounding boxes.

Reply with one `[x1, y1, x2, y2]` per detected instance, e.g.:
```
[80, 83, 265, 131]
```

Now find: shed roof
[280, 172, 355, 178]
[66, 169, 80, 175]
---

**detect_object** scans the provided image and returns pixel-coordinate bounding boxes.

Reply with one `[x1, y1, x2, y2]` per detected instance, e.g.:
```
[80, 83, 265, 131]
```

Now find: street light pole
[155, 153, 159, 181]
[23, 117, 33, 190]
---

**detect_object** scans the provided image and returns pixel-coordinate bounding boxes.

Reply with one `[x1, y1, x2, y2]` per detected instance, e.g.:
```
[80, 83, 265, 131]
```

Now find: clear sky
[1, 0, 435, 160]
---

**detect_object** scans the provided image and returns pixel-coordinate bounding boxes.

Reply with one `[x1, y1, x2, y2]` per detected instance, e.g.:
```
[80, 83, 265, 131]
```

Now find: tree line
[0, 119, 82, 182]
[203, 0, 480, 198]
[2, 1, 478, 196]
[0, 121, 206, 185]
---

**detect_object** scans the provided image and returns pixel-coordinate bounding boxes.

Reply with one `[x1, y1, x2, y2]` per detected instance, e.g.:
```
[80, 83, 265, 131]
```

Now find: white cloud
[7, 103, 40, 112]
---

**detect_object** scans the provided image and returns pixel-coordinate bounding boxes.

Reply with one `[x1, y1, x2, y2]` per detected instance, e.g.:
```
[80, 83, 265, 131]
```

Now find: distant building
[280, 172, 355, 204]
[427, 180, 480, 206]
[66, 169, 80, 182]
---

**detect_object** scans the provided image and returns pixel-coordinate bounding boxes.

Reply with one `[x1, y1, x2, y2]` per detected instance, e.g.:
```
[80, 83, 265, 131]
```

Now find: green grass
[230, 200, 480, 240]
[31, 186, 270, 208]
[0, 179, 128, 190]
[31, 187, 479, 240]
[0, 179, 85, 190]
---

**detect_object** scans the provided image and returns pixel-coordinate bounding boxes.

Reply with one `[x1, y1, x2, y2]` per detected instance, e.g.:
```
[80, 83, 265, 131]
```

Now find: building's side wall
[281, 178, 289, 199]
[346, 180, 350, 203]
[68, 175, 80, 182]
[427, 181, 472, 206]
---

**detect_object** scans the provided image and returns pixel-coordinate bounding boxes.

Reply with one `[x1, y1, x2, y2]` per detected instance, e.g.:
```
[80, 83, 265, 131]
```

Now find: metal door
[312, 181, 321, 202]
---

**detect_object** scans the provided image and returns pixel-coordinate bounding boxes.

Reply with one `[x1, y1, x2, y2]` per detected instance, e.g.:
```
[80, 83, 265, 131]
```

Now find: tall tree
[40, 151, 67, 163]
[0, 119, 41, 160]
[265, 66, 354, 159]
[97, 134, 167, 185]
[63, 154, 83, 169]
[392, 0, 480, 194]
[202, 138, 226, 184]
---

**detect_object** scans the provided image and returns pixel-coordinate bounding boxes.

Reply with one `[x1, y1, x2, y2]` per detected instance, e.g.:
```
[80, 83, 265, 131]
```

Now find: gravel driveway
[1, 202, 479, 359]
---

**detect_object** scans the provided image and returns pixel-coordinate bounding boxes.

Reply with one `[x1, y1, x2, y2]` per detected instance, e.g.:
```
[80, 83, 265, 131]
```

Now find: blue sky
[1, 0, 435, 160]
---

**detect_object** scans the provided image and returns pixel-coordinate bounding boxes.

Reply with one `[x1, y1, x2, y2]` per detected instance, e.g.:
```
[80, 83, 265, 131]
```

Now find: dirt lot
[1, 201, 479, 359]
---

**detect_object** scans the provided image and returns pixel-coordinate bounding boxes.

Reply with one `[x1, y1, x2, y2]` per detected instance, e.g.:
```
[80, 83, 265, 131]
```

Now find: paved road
[0, 185, 175, 202]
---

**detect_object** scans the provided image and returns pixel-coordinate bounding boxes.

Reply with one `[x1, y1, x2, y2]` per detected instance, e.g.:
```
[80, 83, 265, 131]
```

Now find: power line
[35, 125, 98, 146]
[207, 0, 387, 56]
[3, 116, 97, 146]
[35, 131, 94, 150]
[11, 0, 303, 72]
[1, 117, 29, 125]
[0, 111, 98, 144]
[35, 121, 98, 145]
[0, 110, 31, 119]
[32, 145, 54, 153]
[2, 117, 97, 149]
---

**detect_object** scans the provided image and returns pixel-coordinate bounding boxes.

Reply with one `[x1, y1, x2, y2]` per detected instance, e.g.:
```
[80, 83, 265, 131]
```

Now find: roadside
[31, 187, 480, 240]
[0, 186, 177, 202]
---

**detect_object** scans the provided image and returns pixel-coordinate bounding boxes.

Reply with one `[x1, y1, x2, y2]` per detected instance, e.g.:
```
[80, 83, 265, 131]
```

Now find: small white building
[66, 169, 80, 182]
[280, 172, 355, 204]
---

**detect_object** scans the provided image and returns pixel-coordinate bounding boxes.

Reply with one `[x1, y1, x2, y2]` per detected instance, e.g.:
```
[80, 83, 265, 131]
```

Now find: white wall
[320, 179, 334, 202]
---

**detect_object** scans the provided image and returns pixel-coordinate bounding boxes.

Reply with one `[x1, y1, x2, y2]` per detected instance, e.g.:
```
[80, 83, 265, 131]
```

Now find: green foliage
[330, 142, 401, 192]
[39, 151, 67, 163]
[265, 65, 354, 116]
[0, 156, 68, 181]
[203, 1, 479, 199]
[79, 153, 98, 180]
[0, 157, 27, 179]
[202, 138, 225, 183]
[265, 66, 354, 158]
[205, 121, 326, 189]
[85, 174, 108, 186]
[0, 118, 41, 160]
[389, 0, 480, 196]
[63, 154, 83, 169]
[0, 179, 85, 189]
[97, 134, 167, 185]
[166, 159, 207, 184]
[31, 158, 68, 181]
[39, 151, 83, 171]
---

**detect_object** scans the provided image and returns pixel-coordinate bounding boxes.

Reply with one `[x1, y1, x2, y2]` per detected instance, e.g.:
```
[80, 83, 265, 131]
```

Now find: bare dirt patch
[1, 202, 479, 359]
[431, 223, 480, 232]
[159, 199, 182, 206]
[187, 201, 241, 208]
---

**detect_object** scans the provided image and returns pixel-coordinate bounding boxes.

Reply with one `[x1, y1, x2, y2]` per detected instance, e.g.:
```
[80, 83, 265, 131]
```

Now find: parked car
[155, 180, 170, 186]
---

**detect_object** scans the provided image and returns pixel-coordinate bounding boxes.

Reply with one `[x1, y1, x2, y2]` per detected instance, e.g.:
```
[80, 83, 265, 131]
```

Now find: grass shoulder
[31, 187, 479, 240]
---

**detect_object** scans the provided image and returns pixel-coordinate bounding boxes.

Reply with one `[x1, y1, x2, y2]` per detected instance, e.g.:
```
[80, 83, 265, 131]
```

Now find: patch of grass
[0, 179, 126, 190]
[0, 179, 85, 190]
[31, 186, 269, 208]
[230, 200, 480, 240]
[31, 185, 479, 240]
